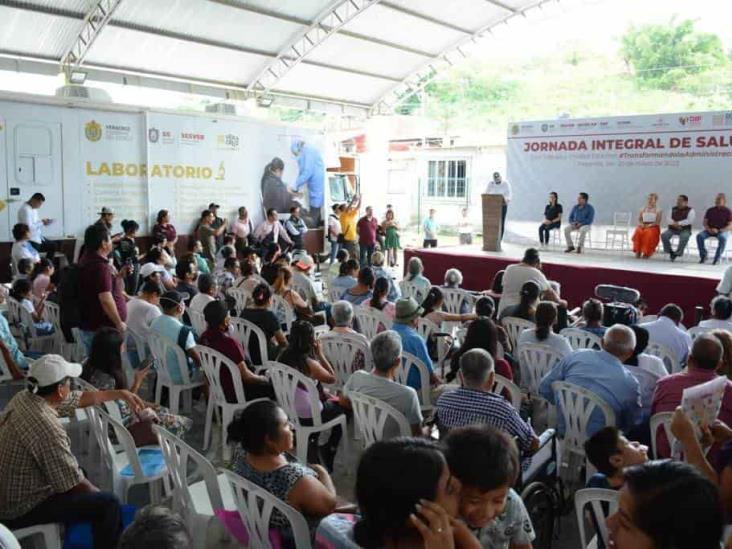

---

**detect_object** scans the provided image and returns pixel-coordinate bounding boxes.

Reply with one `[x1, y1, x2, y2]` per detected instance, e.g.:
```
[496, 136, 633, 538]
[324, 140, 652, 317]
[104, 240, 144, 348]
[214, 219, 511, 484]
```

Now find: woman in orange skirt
[632, 193, 662, 259]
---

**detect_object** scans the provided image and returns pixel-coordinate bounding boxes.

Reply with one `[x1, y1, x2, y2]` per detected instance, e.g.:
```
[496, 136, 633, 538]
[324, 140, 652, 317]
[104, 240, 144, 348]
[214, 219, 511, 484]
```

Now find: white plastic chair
[399, 280, 429, 303]
[266, 361, 348, 464]
[353, 306, 392, 340]
[7, 523, 62, 549]
[290, 276, 312, 303]
[5, 297, 25, 347]
[502, 317, 536, 351]
[646, 341, 681, 374]
[493, 374, 522, 409]
[127, 328, 149, 363]
[416, 316, 452, 377]
[518, 344, 565, 396]
[551, 381, 616, 466]
[229, 317, 269, 368]
[270, 294, 296, 335]
[223, 469, 313, 549]
[688, 325, 714, 340]
[575, 488, 619, 549]
[395, 352, 433, 413]
[349, 390, 411, 447]
[188, 308, 207, 338]
[154, 426, 235, 548]
[86, 406, 167, 504]
[228, 288, 250, 315]
[440, 288, 476, 315]
[43, 301, 74, 360]
[560, 327, 603, 351]
[319, 331, 371, 389]
[197, 345, 266, 461]
[605, 212, 632, 251]
[148, 332, 204, 415]
[649, 411, 675, 460]
[12, 298, 55, 354]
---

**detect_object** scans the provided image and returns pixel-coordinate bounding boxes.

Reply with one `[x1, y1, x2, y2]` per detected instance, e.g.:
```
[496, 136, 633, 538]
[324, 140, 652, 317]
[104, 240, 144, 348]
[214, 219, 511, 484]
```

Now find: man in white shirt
[340, 330, 423, 437]
[125, 281, 162, 366]
[717, 263, 732, 297]
[485, 172, 512, 240]
[189, 273, 218, 314]
[642, 304, 692, 365]
[698, 296, 732, 332]
[17, 193, 54, 254]
[458, 207, 473, 245]
[661, 194, 695, 262]
[498, 248, 564, 317]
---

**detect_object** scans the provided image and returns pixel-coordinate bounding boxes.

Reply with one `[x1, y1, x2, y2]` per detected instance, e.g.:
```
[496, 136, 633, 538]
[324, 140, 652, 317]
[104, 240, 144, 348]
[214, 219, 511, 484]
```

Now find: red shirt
[152, 223, 177, 243]
[200, 328, 247, 403]
[705, 206, 732, 230]
[357, 216, 379, 246]
[79, 251, 127, 331]
[652, 369, 732, 460]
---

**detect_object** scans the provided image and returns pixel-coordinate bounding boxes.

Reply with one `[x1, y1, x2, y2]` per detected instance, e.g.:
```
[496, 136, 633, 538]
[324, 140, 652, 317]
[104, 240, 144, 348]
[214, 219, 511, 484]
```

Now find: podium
[482, 194, 504, 252]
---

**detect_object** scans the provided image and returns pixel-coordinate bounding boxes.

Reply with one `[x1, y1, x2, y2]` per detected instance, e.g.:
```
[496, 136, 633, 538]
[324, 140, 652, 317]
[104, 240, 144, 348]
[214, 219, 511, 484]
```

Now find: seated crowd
[1, 199, 731, 549]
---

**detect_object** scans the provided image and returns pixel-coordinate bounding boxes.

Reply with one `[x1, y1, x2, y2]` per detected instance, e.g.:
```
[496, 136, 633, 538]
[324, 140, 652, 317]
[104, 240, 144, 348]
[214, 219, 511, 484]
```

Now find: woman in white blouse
[517, 301, 572, 356]
[632, 193, 662, 259]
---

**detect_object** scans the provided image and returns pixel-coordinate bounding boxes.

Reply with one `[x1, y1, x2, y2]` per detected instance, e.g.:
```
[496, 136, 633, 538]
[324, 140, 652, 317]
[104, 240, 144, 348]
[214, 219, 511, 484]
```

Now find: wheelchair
[516, 429, 565, 549]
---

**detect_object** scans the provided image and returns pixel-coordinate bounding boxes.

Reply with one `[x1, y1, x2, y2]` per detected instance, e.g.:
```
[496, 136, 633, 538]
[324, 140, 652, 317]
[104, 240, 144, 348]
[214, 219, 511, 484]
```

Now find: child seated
[13, 258, 33, 282]
[443, 425, 535, 549]
[10, 278, 54, 336]
[584, 426, 648, 489]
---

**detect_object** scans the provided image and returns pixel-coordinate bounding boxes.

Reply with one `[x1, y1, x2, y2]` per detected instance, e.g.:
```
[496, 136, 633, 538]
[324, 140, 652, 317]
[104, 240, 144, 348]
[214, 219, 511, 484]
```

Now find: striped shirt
[436, 387, 536, 451]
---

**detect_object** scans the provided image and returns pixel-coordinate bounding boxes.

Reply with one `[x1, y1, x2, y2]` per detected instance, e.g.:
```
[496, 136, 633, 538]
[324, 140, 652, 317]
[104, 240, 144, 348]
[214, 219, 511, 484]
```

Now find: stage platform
[404, 242, 722, 321]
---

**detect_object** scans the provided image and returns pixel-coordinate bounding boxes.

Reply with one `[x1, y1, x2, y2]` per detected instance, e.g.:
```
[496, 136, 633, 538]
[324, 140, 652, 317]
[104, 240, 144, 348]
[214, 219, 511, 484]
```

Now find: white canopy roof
[0, 0, 555, 115]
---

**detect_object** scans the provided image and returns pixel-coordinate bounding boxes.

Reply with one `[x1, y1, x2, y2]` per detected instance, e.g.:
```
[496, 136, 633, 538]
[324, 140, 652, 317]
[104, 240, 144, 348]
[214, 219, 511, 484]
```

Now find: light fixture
[256, 95, 275, 108]
[69, 70, 88, 85]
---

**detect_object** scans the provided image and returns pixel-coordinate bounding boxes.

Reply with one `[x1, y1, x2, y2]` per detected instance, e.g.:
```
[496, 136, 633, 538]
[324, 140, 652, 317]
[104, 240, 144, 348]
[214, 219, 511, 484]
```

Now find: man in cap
[0, 355, 144, 547]
[391, 297, 441, 391]
[94, 207, 122, 243]
[292, 253, 330, 318]
[150, 291, 202, 384]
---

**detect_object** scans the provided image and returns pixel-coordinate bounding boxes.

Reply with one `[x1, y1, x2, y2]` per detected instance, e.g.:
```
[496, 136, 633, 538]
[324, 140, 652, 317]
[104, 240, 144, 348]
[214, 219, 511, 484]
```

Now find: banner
[506, 111, 732, 224]
[79, 110, 148, 233]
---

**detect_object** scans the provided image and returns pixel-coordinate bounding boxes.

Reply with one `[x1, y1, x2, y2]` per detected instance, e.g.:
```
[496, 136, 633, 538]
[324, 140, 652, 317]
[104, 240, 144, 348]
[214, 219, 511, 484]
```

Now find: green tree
[621, 18, 727, 90]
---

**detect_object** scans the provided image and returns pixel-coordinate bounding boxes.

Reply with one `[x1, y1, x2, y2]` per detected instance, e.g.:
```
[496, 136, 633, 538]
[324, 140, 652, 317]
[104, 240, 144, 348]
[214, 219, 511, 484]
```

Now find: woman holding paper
[632, 193, 662, 259]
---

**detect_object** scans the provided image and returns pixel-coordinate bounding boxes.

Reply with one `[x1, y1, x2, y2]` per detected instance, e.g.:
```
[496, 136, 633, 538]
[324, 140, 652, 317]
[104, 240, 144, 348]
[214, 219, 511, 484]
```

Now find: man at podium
[485, 172, 512, 240]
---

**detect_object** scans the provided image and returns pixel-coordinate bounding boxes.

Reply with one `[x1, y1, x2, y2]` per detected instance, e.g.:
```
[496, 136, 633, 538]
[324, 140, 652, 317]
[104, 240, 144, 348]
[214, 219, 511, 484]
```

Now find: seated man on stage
[538, 191, 563, 246]
[661, 194, 695, 262]
[564, 192, 594, 254]
[632, 193, 662, 259]
[697, 193, 732, 265]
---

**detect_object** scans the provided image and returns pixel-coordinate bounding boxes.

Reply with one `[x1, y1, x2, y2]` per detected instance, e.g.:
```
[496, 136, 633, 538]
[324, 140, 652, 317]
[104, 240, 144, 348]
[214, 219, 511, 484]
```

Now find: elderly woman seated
[442, 268, 471, 314]
[329, 301, 368, 371]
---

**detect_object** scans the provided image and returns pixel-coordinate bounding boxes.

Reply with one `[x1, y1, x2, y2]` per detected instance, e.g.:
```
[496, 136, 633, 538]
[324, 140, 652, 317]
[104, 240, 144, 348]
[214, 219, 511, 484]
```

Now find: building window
[426, 159, 467, 199]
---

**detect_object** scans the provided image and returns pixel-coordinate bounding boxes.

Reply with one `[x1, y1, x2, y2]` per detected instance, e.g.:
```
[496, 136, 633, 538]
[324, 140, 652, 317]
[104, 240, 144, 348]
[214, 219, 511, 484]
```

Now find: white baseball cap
[140, 263, 165, 279]
[29, 354, 82, 388]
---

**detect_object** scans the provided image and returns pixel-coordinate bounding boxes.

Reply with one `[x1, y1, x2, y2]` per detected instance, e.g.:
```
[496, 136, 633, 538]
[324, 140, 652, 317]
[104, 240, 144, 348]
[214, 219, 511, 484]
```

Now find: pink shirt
[652, 368, 732, 459]
[232, 218, 252, 239]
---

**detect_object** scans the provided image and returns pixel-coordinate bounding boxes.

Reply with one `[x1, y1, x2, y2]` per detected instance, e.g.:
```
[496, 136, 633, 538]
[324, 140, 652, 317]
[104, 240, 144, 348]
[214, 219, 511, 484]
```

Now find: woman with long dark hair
[498, 281, 540, 322]
[277, 320, 346, 471]
[517, 301, 572, 356]
[365, 277, 396, 319]
[448, 317, 513, 383]
[538, 191, 563, 246]
[316, 438, 471, 548]
[421, 286, 477, 326]
[81, 327, 191, 436]
[240, 282, 288, 363]
[228, 401, 337, 542]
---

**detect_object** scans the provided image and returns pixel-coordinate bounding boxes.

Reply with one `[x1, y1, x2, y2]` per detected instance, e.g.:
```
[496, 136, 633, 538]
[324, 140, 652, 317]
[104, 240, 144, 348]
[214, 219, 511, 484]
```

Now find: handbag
[127, 409, 159, 447]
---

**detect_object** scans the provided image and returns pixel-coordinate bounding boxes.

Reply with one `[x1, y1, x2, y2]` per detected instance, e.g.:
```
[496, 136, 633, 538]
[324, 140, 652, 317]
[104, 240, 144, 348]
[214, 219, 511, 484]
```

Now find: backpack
[58, 264, 82, 342]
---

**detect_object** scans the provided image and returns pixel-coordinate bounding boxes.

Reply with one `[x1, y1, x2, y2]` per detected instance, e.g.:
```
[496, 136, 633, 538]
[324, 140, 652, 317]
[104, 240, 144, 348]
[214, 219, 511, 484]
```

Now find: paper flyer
[672, 375, 727, 459]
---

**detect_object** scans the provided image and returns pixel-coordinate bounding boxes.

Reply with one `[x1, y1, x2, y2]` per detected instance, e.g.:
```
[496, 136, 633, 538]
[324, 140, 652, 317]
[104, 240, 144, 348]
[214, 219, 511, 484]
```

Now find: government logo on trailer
[85, 120, 102, 142]
[148, 128, 160, 143]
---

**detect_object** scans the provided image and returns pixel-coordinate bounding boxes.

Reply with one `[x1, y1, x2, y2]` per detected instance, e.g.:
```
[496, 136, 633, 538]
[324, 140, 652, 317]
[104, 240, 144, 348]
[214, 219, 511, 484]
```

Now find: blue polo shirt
[568, 204, 595, 226]
[392, 322, 433, 390]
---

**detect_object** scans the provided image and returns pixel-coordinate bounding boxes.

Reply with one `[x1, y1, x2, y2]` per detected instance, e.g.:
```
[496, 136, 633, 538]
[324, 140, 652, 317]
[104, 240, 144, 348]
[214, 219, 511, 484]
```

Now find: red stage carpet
[404, 247, 718, 321]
